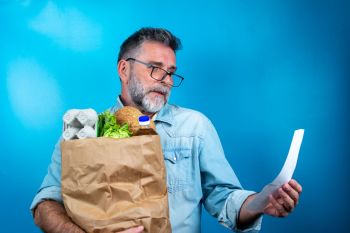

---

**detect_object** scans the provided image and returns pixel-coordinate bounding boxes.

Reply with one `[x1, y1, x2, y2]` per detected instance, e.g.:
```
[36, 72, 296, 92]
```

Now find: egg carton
[62, 109, 98, 140]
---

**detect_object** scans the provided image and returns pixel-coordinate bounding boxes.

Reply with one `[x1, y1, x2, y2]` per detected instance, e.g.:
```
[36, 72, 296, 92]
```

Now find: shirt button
[174, 156, 177, 161]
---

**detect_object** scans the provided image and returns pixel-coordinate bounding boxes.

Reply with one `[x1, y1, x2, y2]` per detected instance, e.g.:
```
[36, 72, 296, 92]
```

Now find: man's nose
[161, 73, 174, 86]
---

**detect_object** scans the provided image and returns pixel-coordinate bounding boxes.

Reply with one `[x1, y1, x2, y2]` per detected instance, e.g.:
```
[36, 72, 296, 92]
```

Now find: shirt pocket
[163, 149, 192, 194]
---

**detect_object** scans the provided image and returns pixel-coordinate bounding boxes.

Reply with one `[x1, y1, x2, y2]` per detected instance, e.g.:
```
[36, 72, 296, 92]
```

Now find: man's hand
[263, 179, 302, 217]
[238, 179, 302, 229]
[115, 226, 144, 233]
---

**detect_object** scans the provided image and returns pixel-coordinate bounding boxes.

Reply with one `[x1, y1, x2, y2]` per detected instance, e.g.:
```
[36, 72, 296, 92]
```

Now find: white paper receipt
[247, 129, 304, 212]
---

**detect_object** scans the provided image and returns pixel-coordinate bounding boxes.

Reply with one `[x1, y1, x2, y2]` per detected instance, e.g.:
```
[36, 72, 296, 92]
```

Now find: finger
[282, 183, 300, 205]
[289, 179, 302, 193]
[269, 195, 288, 217]
[131, 226, 144, 233]
[278, 188, 295, 212]
[118, 226, 144, 233]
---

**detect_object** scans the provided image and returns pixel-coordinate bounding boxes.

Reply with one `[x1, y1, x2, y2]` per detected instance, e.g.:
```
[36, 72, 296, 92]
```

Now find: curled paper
[247, 129, 304, 212]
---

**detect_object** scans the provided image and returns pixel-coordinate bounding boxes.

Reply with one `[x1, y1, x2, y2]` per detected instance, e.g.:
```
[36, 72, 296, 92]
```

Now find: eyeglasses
[126, 58, 184, 87]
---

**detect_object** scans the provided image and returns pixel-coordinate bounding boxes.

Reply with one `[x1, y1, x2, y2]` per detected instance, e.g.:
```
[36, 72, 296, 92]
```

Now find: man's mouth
[148, 89, 168, 97]
[152, 91, 166, 96]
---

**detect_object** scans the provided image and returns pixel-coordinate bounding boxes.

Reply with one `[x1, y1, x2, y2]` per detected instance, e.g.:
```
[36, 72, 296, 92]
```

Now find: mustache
[146, 86, 170, 96]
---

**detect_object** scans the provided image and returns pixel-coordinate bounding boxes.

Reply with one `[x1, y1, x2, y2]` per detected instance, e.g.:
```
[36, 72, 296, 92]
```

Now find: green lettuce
[97, 111, 131, 138]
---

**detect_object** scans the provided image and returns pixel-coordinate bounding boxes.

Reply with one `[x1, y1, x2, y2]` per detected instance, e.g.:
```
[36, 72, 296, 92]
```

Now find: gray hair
[117, 27, 182, 62]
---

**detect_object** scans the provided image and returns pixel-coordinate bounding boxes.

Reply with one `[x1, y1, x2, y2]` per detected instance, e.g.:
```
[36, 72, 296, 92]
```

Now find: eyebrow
[148, 60, 177, 72]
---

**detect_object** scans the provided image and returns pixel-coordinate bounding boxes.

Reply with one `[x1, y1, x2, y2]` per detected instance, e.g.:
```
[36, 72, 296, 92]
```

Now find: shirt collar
[155, 103, 173, 126]
[115, 96, 173, 126]
[116, 95, 124, 109]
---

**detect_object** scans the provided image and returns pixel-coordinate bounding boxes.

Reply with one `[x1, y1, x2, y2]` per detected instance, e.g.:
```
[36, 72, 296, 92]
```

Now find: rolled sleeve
[30, 186, 63, 211]
[218, 190, 263, 232]
[199, 116, 262, 232]
[30, 138, 63, 213]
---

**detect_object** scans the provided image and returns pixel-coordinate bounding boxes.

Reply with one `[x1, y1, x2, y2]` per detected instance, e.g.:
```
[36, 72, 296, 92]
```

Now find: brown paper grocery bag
[61, 135, 171, 233]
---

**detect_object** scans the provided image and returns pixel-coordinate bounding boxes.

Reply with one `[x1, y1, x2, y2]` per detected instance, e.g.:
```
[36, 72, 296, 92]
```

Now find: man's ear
[117, 59, 129, 84]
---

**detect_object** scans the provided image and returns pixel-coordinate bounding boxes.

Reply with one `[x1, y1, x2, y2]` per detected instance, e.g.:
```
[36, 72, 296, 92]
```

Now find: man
[31, 27, 302, 233]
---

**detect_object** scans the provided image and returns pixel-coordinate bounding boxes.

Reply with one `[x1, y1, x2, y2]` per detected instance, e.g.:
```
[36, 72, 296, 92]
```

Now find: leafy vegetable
[97, 111, 132, 138]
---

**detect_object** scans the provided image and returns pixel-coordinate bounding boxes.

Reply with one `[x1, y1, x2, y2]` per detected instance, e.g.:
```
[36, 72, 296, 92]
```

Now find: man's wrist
[237, 194, 263, 229]
[62, 221, 85, 233]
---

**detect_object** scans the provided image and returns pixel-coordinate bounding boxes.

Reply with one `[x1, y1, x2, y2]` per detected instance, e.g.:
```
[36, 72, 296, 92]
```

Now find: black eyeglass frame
[126, 58, 184, 87]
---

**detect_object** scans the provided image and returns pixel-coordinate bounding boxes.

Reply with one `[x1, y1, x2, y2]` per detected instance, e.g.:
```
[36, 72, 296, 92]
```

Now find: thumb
[133, 226, 144, 233]
[121, 226, 144, 233]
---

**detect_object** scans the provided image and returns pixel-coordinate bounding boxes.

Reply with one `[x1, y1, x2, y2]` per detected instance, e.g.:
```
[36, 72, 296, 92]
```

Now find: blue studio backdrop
[0, 1, 349, 232]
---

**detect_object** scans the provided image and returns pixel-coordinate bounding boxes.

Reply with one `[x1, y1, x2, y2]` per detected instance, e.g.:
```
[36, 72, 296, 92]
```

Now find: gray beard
[128, 72, 171, 113]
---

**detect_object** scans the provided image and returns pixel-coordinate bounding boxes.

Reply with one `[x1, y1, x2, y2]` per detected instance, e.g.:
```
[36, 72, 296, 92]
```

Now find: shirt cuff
[218, 190, 263, 233]
[30, 186, 63, 215]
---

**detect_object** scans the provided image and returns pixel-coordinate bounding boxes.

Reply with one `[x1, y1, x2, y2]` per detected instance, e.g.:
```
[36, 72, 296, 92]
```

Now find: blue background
[1, 0, 349, 232]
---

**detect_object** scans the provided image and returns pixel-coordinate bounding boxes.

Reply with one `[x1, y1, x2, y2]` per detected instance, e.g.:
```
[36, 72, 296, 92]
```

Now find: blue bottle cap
[138, 115, 151, 126]
[138, 115, 150, 122]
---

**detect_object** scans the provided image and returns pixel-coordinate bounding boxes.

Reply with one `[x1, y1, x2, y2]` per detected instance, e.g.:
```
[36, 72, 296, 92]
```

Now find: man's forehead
[138, 41, 176, 65]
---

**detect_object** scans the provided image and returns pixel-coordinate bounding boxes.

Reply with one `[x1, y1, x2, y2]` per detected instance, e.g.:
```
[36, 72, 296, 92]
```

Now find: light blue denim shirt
[31, 99, 263, 233]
